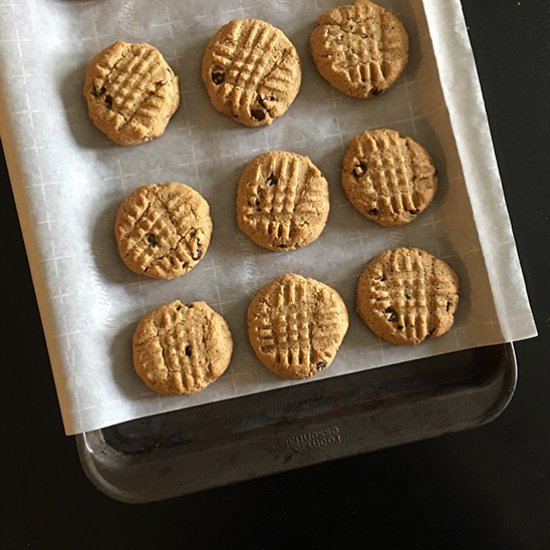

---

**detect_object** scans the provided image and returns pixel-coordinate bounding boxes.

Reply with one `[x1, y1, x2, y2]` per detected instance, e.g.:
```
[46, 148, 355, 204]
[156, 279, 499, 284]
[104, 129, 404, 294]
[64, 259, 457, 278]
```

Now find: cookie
[83, 41, 180, 146]
[115, 182, 212, 280]
[342, 129, 438, 227]
[248, 274, 349, 380]
[357, 247, 459, 345]
[133, 300, 233, 396]
[236, 151, 330, 251]
[310, 0, 409, 99]
[202, 19, 302, 127]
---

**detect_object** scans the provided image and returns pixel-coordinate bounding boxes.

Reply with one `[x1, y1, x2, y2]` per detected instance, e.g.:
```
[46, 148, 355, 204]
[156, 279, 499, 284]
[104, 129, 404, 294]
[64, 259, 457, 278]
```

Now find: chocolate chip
[397, 325, 404, 331]
[104, 94, 113, 109]
[185, 345, 192, 357]
[251, 108, 266, 121]
[266, 173, 278, 186]
[371, 88, 384, 96]
[147, 234, 158, 246]
[316, 361, 327, 370]
[277, 244, 288, 249]
[409, 209, 420, 215]
[353, 162, 368, 177]
[211, 66, 225, 85]
[446, 300, 452, 312]
[385, 307, 398, 322]
[192, 247, 203, 261]
[368, 208, 379, 216]
[92, 85, 106, 97]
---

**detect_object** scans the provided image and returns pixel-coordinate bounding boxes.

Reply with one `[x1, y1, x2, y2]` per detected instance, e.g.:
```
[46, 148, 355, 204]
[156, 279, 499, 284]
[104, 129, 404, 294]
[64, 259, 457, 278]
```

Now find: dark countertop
[1, 1, 549, 548]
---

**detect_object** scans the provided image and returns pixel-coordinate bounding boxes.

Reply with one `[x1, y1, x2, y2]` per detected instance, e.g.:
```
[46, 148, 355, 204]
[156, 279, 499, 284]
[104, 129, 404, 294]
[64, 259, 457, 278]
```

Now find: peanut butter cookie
[357, 247, 459, 345]
[248, 274, 349, 379]
[202, 19, 302, 127]
[133, 300, 233, 396]
[84, 41, 180, 145]
[311, 0, 409, 99]
[237, 151, 330, 251]
[342, 128, 438, 227]
[115, 183, 212, 280]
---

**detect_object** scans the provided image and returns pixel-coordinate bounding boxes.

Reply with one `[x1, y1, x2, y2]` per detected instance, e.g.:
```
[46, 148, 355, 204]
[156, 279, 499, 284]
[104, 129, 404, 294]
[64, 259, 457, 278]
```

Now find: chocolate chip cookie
[310, 0, 409, 99]
[133, 300, 233, 396]
[202, 19, 302, 127]
[236, 151, 330, 251]
[115, 182, 212, 280]
[84, 41, 180, 145]
[248, 274, 349, 379]
[357, 247, 460, 345]
[342, 128, 438, 227]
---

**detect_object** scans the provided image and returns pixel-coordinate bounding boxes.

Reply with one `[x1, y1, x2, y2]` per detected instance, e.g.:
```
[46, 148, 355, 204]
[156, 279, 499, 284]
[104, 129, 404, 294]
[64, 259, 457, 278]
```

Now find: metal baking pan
[77, 342, 516, 503]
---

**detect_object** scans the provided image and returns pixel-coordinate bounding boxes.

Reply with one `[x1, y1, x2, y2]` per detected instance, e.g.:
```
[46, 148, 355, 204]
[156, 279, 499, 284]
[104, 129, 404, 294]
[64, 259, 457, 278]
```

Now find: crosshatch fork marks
[310, 1, 409, 98]
[84, 41, 179, 145]
[247, 274, 349, 380]
[237, 151, 330, 251]
[115, 183, 212, 280]
[133, 300, 233, 396]
[357, 247, 460, 345]
[342, 128, 438, 227]
[202, 18, 302, 127]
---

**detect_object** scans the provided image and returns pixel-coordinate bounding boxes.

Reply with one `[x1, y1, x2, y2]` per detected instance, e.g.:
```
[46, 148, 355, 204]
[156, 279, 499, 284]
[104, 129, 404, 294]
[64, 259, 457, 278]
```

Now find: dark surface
[1, 1, 549, 548]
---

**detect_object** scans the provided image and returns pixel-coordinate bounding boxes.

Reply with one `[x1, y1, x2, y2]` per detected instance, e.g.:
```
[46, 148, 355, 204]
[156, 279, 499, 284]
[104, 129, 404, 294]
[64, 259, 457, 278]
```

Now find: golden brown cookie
[342, 129, 438, 227]
[133, 300, 233, 396]
[357, 247, 459, 345]
[248, 274, 349, 380]
[236, 151, 330, 251]
[115, 183, 212, 280]
[202, 19, 302, 127]
[310, 0, 409, 99]
[83, 41, 180, 146]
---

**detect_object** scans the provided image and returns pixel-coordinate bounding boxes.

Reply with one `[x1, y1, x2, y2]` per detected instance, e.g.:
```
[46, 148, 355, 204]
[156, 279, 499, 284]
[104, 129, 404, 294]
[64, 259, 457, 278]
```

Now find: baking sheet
[0, 0, 537, 435]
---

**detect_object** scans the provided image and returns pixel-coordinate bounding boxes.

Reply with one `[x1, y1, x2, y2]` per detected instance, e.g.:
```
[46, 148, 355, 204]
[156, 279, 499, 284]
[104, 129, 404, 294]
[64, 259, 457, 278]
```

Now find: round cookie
[342, 128, 438, 227]
[84, 41, 180, 146]
[310, 0, 409, 99]
[248, 274, 349, 380]
[357, 247, 459, 345]
[133, 300, 233, 396]
[202, 19, 302, 127]
[237, 151, 330, 251]
[115, 182, 212, 280]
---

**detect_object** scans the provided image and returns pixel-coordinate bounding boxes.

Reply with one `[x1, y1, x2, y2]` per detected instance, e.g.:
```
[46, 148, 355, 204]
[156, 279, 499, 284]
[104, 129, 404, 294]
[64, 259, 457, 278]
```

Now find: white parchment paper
[0, 0, 537, 435]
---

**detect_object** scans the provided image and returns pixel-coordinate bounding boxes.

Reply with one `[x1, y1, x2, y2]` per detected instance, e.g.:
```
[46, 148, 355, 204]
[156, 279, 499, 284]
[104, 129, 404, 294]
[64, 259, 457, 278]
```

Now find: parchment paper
[0, 0, 537, 435]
